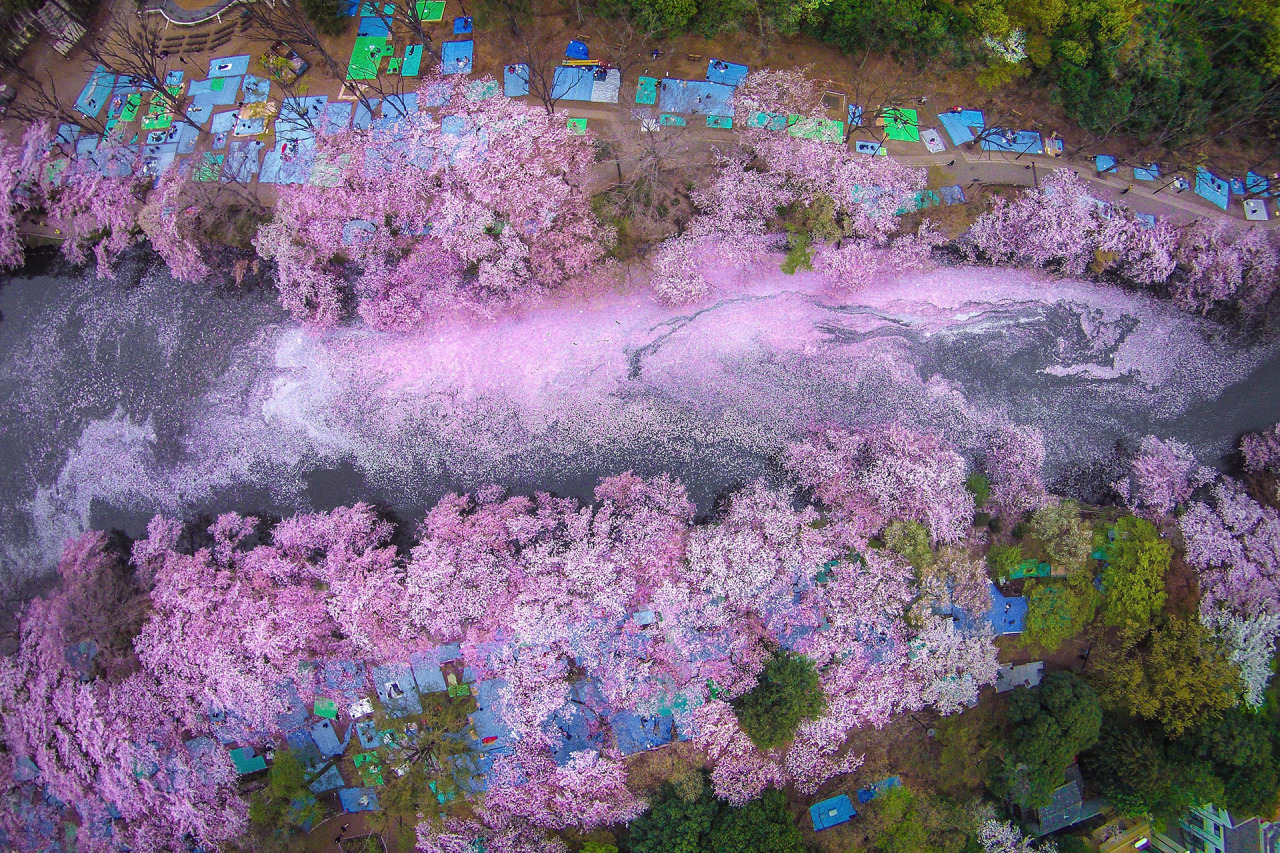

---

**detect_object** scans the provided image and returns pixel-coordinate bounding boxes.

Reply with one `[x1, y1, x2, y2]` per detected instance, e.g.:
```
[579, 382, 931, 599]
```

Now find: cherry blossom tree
[256, 72, 611, 328]
[786, 425, 974, 543]
[1201, 608, 1280, 708]
[982, 421, 1049, 520]
[980, 819, 1058, 853]
[416, 814, 567, 853]
[1181, 482, 1280, 616]
[0, 535, 246, 852]
[1242, 423, 1280, 475]
[1113, 435, 1213, 518]
[0, 121, 55, 269]
[966, 168, 1279, 315]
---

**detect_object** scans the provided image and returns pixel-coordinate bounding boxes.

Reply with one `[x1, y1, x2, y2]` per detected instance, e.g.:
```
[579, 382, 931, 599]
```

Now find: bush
[987, 544, 1022, 576]
[966, 472, 991, 508]
[733, 650, 826, 750]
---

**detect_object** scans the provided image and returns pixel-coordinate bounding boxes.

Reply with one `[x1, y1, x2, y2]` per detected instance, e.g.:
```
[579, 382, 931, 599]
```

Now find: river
[1, 252, 1276, 582]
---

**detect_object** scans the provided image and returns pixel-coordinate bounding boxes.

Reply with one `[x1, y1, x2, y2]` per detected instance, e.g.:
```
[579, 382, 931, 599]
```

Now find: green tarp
[119, 93, 142, 122]
[748, 110, 787, 131]
[787, 115, 844, 143]
[1009, 560, 1052, 579]
[230, 747, 266, 774]
[566, 117, 586, 134]
[402, 44, 424, 77]
[415, 0, 445, 20]
[881, 107, 919, 142]
[660, 113, 686, 127]
[707, 115, 732, 128]
[194, 153, 224, 182]
[636, 76, 657, 105]
[314, 698, 338, 719]
[348, 37, 393, 81]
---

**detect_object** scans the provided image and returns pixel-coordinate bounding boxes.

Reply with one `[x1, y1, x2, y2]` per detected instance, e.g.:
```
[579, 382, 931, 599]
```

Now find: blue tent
[612, 711, 675, 756]
[811, 794, 857, 830]
[565, 39, 589, 60]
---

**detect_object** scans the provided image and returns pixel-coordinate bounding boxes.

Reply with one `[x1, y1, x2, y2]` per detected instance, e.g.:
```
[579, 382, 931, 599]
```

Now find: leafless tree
[841, 50, 917, 145]
[80, 17, 205, 136]
[499, 15, 578, 115]
[3, 63, 107, 138]
[594, 107, 707, 249]
[583, 15, 654, 80]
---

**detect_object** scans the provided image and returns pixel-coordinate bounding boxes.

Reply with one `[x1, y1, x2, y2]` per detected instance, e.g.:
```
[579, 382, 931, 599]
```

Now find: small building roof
[1026, 766, 1102, 835]
[995, 662, 1045, 694]
[811, 794, 857, 830]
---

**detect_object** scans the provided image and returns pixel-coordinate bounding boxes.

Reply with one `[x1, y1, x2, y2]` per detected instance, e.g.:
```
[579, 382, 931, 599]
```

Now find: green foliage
[733, 650, 826, 750]
[1093, 617, 1241, 736]
[1084, 705, 1280, 824]
[1028, 500, 1092, 575]
[965, 473, 990, 509]
[1101, 516, 1170, 635]
[996, 671, 1102, 808]
[780, 231, 814, 275]
[885, 519, 935, 571]
[1021, 575, 1097, 651]
[860, 785, 977, 853]
[300, 0, 348, 37]
[583, 843, 620, 853]
[707, 789, 803, 853]
[627, 779, 803, 853]
[987, 544, 1022, 577]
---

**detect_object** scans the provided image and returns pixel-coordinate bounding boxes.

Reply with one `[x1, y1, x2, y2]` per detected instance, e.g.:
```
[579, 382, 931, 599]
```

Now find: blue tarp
[371, 662, 420, 717]
[454, 15, 473, 33]
[353, 98, 380, 130]
[937, 109, 984, 145]
[164, 70, 184, 87]
[411, 653, 447, 693]
[1135, 212, 1156, 228]
[338, 787, 380, 812]
[954, 583, 1026, 636]
[565, 39, 588, 60]
[552, 65, 594, 101]
[278, 95, 327, 140]
[382, 92, 418, 117]
[355, 719, 383, 749]
[55, 123, 80, 145]
[658, 78, 734, 117]
[222, 139, 263, 183]
[856, 775, 901, 803]
[443, 40, 473, 74]
[706, 59, 748, 87]
[504, 63, 531, 97]
[75, 66, 116, 118]
[1195, 168, 1229, 210]
[612, 711, 675, 756]
[939, 184, 966, 205]
[848, 104, 863, 126]
[321, 101, 353, 134]
[811, 795, 857, 830]
[854, 140, 882, 155]
[311, 719, 347, 756]
[209, 110, 238, 134]
[242, 74, 270, 103]
[1246, 171, 1273, 197]
[980, 129, 1043, 154]
[357, 15, 390, 37]
[208, 55, 250, 78]
[1133, 163, 1159, 182]
[1095, 155, 1118, 174]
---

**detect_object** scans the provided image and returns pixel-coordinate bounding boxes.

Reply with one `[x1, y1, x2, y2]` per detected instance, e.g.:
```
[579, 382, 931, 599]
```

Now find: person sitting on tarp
[594, 66, 607, 81]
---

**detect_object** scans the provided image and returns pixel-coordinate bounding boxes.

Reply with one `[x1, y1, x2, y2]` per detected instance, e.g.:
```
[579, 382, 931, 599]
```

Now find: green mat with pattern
[636, 76, 657, 105]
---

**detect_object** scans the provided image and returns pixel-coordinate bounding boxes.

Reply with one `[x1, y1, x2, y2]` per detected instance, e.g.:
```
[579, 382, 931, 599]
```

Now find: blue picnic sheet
[706, 59, 748, 87]
[208, 55, 250, 78]
[1095, 155, 1118, 174]
[321, 101, 353, 134]
[442, 40, 473, 74]
[658, 78, 733, 117]
[937, 109, 985, 145]
[504, 63, 530, 97]
[1133, 164, 1159, 181]
[75, 66, 116, 119]
[981, 129, 1043, 154]
[1195, 168, 1229, 210]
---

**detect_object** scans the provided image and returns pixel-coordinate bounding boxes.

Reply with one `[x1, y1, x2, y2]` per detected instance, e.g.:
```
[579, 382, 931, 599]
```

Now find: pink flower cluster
[1113, 435, 1213, 517]
[255, 72, 609, 328]
[4, 428, 1013, 845]
[1181, 481, 1280, 616]
[968, 169, 1280, 314]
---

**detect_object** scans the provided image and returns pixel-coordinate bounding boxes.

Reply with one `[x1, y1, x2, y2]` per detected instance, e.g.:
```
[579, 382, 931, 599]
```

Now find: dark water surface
[2, 259, 1277, 581]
